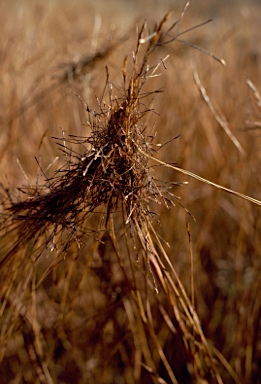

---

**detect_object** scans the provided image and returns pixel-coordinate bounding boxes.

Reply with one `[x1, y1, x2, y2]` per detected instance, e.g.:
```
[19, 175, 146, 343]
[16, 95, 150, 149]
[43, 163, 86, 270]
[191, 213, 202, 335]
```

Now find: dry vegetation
[0, 1, 261, 383]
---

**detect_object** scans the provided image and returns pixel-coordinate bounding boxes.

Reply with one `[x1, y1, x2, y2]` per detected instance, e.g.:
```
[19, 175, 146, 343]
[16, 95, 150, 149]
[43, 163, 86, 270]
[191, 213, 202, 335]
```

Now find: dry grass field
[0, 1, 261, 383]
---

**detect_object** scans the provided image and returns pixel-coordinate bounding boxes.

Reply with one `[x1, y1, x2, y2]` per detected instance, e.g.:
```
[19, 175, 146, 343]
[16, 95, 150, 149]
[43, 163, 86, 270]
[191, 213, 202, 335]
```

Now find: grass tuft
[0, 2, 260, 383]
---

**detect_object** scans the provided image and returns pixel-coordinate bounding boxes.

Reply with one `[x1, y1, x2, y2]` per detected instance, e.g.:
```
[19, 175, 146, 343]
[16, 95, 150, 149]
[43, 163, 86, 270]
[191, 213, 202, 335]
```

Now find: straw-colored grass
[0, 1, 260, 383]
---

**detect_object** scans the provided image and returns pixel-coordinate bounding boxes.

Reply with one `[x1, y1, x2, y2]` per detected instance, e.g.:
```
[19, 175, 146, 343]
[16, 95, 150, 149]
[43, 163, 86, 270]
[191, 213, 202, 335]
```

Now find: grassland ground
[0, 1, 260, 383]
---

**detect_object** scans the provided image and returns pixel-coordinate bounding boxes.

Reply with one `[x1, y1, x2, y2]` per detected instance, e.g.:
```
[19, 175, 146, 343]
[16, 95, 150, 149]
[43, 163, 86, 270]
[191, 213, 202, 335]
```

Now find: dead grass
[0, 1, 261, 383]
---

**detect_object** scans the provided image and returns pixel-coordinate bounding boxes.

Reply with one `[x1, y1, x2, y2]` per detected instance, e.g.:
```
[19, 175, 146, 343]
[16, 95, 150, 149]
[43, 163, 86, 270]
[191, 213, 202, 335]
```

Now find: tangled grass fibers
[1, 7, 258, 384]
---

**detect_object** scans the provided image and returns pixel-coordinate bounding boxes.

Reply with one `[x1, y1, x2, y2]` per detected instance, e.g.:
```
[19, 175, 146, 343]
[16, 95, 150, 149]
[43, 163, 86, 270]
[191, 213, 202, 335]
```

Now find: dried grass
[0, 2, 261, 384]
